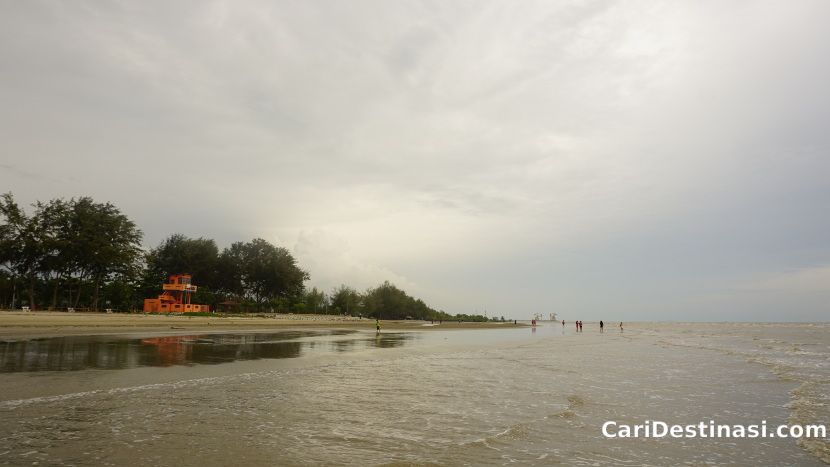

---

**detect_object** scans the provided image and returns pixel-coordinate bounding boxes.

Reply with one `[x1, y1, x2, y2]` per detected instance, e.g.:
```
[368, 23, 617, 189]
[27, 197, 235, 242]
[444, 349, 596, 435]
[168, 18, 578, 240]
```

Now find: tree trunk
[73, 284, 82, 308]
[28, 274, 36, 311]
[92, 276, 100, 311]
[10, 274, 16, 309]
[51, 277, 60, 310]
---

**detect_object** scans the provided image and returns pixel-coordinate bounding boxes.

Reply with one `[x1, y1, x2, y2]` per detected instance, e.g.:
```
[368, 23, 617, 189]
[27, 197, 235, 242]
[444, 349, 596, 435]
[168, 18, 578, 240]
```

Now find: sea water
[0, 323, 827, 465]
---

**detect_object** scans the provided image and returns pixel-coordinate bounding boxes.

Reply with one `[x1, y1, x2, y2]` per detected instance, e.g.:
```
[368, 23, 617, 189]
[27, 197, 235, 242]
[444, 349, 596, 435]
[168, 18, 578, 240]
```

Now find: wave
[459, 392, 587, 453]
[656, 334, 829, 464]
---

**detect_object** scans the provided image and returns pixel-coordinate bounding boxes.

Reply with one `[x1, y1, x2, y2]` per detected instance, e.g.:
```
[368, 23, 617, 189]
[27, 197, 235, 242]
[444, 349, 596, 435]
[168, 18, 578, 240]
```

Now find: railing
[162, 284, 198, 292]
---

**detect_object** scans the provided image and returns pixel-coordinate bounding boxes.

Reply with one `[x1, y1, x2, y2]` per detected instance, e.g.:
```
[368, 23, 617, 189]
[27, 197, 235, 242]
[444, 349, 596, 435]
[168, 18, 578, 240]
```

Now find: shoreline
[0, 311, 525, 339]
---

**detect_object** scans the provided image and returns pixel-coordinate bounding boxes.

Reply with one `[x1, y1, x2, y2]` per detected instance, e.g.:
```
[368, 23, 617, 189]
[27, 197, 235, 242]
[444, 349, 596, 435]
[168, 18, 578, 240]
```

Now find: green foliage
[1, 193, 143, 310]
[303, 287, 327, 313]
[360, 281, 434, 320]
[330, 284, 360, 315]
[68, 197, 144, 310]
[218, 238, 309, 308]
[0, 192, 488, 322]
[142, 234, 221, 308]
[145, 234, 220, 288]
[141, 235, 308, 312]
[103, 277, 141, 311]
[0, 192, 41, 308]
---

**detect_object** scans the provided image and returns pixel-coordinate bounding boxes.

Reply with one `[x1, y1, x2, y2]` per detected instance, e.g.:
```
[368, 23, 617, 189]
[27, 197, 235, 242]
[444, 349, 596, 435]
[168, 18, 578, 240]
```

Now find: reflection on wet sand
[0, 331, 416, 373]
[329, 332, 412, 352]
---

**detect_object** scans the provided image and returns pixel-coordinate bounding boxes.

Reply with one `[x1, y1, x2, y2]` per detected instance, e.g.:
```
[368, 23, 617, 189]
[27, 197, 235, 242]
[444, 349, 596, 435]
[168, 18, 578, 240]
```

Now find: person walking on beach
[600, 320, 604, 333]
[619, 321, 623, 333]
[575, 321, 579, 332]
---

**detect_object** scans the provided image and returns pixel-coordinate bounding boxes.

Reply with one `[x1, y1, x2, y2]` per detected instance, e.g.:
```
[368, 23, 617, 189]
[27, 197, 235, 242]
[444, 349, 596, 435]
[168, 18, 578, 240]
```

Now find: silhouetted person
[600, 320, 604, 333]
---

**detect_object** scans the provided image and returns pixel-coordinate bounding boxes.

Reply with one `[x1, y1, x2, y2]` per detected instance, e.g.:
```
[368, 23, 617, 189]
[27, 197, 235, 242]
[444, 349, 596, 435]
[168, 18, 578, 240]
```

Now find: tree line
[0, 193, 490, 321]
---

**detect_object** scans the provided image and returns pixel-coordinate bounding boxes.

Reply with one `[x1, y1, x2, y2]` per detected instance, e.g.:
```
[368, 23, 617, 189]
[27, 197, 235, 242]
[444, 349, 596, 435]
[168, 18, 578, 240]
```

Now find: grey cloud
[1, 0, 829, 320]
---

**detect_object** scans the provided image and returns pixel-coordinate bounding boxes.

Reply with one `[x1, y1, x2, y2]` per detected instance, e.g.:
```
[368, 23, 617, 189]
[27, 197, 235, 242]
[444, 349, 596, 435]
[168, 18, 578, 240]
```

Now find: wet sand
[0, 311, 523, 338]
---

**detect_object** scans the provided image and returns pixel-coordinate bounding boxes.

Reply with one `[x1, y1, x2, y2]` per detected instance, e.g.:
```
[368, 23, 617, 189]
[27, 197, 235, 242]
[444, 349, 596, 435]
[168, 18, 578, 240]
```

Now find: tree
[145, 234, 220, 288]
[361, 281, 436, 320]
[216, 241, 246, 298]
[1, 194, 144, 311]
[330, 284, 360, 315]
[67, 197, 143, 311]
[0, 193, 48, 309]
[0, 193, 27, 308]
[303, 287, 327, 313]
[218, 238, 309, 309]
[33, 198, 73, 309]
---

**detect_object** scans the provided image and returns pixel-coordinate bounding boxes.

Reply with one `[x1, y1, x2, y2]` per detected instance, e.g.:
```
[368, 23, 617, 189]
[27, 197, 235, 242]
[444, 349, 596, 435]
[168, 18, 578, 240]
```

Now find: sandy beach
[0, 311, 523, 339]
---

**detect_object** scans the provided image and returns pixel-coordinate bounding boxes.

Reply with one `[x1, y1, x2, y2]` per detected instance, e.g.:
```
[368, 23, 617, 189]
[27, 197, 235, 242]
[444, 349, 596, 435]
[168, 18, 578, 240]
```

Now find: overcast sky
[1, 1, 829, 321]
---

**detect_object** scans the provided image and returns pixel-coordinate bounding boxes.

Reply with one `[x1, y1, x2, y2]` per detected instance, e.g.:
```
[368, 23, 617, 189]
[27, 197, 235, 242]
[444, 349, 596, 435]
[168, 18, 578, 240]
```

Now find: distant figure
[562, 320, 565, 327]
[514, 320, 517, 325]
[620, 321, 623, 333]
[532, 319, 536, 327]
[575, 321, 579, 332]
[600, 320, 604, 333]
[376, 319, 381, 333]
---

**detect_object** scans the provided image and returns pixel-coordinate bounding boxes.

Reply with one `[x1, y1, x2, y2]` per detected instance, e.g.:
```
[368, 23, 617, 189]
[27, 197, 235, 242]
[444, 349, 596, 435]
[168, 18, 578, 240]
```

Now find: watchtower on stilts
[143, 274, 210, 313]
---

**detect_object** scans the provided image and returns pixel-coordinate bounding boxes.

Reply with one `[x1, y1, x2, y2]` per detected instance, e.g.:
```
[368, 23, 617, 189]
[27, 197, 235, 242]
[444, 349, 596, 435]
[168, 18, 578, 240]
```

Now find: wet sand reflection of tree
[370, 333, 413, 348]
[0, 330, 412, 372]
[1, 337, 137, 372]
[142, 334, 305, 366]
[331, 339, 357, 352]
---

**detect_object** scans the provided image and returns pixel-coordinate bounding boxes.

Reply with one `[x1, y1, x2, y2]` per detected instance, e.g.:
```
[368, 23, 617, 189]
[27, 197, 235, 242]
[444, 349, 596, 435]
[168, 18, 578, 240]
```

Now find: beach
[0, 311, 521, 339]
[1, 319, 828, 465]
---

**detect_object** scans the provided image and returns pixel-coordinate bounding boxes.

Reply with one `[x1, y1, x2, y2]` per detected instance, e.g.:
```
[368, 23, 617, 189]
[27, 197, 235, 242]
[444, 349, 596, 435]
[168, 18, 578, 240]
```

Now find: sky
[1, 1, 829, 321]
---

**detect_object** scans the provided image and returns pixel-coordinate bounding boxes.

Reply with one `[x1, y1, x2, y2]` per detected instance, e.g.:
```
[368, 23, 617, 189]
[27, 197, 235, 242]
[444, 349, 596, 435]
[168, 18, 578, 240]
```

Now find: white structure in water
[531, 312, 559, 321]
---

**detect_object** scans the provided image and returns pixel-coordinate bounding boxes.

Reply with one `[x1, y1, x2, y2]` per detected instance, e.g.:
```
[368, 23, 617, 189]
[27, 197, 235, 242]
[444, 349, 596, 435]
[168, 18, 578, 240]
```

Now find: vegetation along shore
[0, 311, 523, 339]
[0, 192, 501, 323]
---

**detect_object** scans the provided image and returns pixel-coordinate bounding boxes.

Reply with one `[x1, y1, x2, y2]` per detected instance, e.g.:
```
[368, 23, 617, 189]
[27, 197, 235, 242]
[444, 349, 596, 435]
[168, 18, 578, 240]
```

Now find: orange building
[143, 274, 210, 313]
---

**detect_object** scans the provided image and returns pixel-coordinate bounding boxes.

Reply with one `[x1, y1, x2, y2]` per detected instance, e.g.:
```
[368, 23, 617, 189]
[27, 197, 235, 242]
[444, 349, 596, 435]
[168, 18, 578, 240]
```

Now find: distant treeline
[0, 193, 492, 321]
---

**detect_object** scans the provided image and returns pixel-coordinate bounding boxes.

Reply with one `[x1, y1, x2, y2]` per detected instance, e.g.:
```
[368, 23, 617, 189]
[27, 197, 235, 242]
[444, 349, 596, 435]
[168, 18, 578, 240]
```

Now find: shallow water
[0, 323, 827, 465]
[0, 330, 413, 372]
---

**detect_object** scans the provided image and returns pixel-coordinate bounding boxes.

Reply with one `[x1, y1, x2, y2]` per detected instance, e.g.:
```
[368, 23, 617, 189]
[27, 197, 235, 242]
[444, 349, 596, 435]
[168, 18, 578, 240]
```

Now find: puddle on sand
[0, 330, 416, 372]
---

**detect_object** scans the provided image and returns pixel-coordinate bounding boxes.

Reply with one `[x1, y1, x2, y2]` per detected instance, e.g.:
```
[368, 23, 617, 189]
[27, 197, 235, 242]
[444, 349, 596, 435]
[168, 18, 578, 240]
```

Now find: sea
[1, 322, 828, 466]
